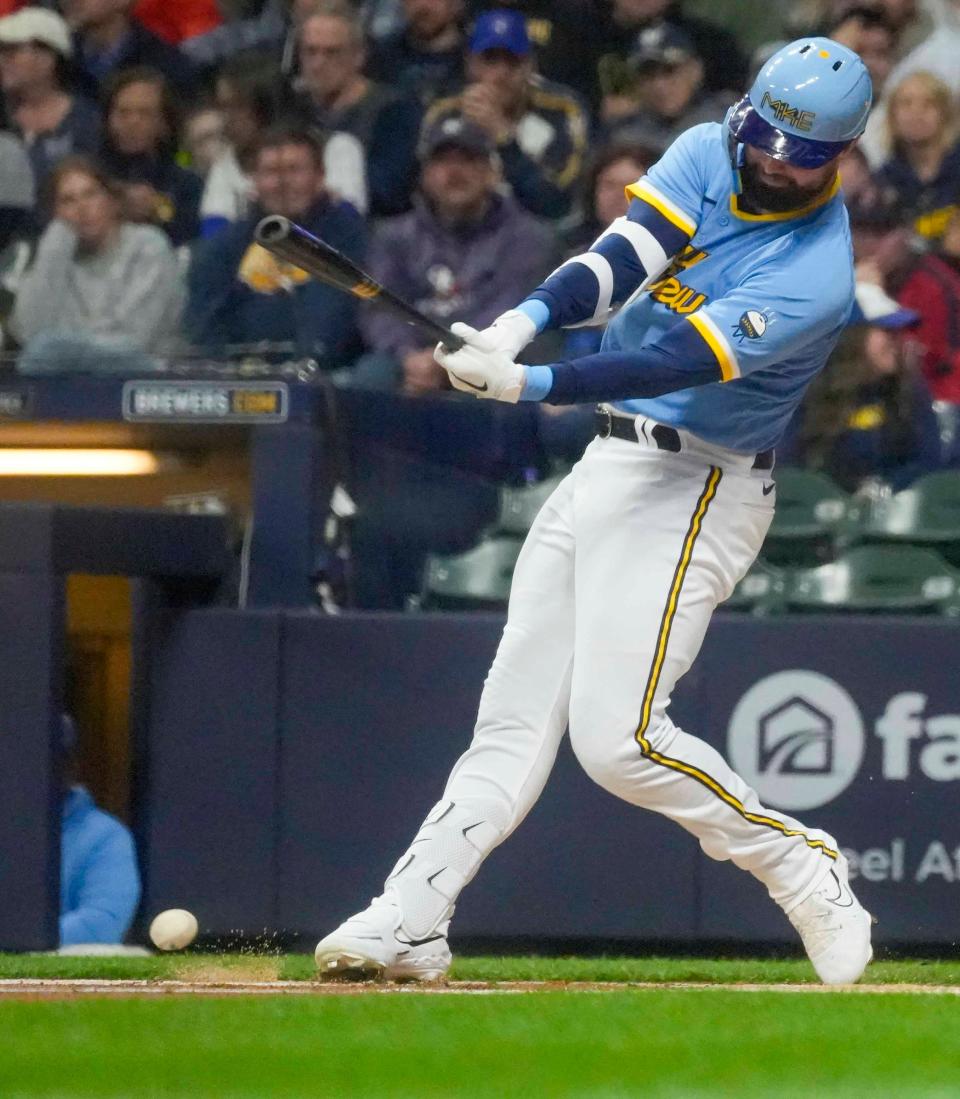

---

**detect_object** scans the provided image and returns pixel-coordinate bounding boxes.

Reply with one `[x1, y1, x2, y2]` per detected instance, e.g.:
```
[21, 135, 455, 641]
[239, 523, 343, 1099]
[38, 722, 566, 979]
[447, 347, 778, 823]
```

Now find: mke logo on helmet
[760, 90, 816, 132]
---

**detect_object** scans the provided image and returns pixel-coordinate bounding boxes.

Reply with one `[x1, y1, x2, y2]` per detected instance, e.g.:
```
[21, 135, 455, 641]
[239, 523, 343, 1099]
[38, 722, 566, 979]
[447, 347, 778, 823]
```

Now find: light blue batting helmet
[728, 38, 872, 168]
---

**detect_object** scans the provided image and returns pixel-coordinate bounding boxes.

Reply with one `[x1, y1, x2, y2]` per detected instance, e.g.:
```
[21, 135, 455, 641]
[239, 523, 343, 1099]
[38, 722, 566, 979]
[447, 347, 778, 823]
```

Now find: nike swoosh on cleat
[395, 934, 445, 948]
[824, 870, 854, 907]
[762, 482, 775, 496]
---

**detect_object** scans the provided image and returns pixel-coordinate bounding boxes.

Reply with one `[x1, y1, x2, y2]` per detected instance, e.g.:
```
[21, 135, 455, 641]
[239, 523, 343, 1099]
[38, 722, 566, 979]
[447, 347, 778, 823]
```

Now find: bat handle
[422, 323, 465, 353]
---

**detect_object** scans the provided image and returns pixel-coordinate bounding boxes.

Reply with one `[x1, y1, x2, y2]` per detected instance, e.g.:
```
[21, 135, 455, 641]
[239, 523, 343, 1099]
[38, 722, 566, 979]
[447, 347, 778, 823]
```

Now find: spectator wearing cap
[201, 53, 367, 235]
[185, 126, 366, 363]
[11, 155, 183, 373]
[602, 23, 733, 153]
[353, 113, 559, 392]
[59, 713, 141, 948]
[779, 281, 940, 492]
[367, 0, 467, 106]
[875, 70, 960, 243]
[100, 66, 203, 246]
[422, 9, 589, 219]
[60, 0, 196, 96]
[289, 0, 422, 216]
[0, 7, 101, 189]
[594, 1, 747, 107]
[464, 0, 605, 109]
[898, 208, 960, 406]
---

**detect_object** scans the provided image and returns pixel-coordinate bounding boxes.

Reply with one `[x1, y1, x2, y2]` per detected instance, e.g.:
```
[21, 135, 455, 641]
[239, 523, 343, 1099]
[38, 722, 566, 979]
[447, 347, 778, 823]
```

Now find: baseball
[149, 909, 199, 951]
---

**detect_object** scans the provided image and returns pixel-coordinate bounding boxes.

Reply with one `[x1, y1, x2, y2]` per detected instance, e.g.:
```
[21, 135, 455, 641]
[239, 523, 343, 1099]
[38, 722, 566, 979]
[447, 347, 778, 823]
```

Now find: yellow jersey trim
[730, 173, 841, 223]
[626, 180, 698, 238]
[687, 311, 739, 382]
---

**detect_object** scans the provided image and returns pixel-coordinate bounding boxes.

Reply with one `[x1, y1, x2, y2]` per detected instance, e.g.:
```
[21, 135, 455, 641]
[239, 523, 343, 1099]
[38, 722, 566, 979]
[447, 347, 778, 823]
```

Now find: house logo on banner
[727, 670, 866, 810]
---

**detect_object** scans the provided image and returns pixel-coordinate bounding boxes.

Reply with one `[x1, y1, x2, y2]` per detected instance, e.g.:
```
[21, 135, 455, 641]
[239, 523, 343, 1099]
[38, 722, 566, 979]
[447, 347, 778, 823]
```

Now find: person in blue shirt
[318, 39, 877, 988]
[59, 715, 140, 947]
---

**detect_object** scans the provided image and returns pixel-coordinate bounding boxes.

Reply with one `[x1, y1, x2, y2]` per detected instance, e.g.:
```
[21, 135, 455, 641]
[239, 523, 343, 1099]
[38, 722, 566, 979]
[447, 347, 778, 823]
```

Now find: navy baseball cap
[629, 23, 698, 70]
[469, 10, 531, 56]
[848, 282, 919, 329]
[419, 115, 495, 160]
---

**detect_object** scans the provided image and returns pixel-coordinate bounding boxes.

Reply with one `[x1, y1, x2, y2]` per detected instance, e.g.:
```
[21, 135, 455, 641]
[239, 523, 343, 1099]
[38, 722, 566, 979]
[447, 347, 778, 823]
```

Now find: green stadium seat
[855, 471, 960, 566]
[785, 545, 957, 614]
[495, 473, 567, 538]
[722, 560, 787, 615]
[418, 537, 521, 610]
[761, 468, 849, 567]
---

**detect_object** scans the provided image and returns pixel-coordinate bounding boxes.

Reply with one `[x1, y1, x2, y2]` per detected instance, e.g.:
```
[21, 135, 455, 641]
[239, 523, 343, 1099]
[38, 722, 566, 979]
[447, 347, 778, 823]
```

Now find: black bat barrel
[254, 215, 464, 350]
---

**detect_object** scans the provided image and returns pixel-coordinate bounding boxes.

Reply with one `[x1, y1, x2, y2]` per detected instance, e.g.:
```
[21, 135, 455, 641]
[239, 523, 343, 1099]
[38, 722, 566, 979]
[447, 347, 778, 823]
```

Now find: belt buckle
[598, 407, 613, 439]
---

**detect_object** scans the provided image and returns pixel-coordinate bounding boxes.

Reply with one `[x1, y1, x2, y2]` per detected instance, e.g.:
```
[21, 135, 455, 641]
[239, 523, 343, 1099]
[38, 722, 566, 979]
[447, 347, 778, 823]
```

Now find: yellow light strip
[0, 449, 163, 476]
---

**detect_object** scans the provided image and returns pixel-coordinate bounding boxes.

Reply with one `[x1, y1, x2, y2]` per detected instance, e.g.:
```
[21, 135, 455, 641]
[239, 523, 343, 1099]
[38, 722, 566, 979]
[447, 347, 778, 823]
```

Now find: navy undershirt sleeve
[531, 319, 722, 404]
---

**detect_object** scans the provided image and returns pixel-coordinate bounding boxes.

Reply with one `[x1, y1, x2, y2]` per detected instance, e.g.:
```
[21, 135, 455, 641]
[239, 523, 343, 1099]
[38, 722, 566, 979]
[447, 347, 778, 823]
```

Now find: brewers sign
[123, 381, 289, 423]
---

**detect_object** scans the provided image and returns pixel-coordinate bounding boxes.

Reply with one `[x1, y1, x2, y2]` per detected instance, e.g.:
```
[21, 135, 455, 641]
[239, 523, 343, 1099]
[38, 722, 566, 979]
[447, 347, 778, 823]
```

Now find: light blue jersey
[607, 123, 854, 452]
[521, 122, 855, 454]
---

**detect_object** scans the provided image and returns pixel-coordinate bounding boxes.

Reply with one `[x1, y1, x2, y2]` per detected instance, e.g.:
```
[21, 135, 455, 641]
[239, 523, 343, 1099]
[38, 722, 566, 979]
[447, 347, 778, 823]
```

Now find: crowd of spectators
[3, 0, 960, 604]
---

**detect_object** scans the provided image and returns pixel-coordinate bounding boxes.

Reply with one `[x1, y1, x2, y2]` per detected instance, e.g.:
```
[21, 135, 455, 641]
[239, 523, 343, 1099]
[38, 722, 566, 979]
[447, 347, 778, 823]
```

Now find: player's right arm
[489, 126, 707, 354]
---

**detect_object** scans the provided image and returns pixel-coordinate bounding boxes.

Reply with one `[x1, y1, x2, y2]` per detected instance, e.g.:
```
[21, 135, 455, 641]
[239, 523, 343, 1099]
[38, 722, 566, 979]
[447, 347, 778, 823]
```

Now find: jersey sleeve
[626, 124, 709, 242]
[681, 251, 854, 382]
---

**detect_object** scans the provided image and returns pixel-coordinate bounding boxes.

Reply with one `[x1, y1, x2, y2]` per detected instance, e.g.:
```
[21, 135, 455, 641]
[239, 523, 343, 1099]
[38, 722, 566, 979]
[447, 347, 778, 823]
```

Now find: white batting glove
[481, 309, 539, 357]
[435, 322, 527, 403]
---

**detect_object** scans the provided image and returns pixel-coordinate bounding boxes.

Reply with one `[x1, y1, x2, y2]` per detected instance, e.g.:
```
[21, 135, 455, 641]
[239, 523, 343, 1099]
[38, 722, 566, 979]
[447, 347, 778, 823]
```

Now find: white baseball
[149, 908, 199, 951]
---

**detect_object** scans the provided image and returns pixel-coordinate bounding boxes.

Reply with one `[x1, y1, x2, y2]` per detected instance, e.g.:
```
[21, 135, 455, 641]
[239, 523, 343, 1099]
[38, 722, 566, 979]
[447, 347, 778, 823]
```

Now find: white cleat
[315, 896, 451, 982]
[787, 856, 874, 985]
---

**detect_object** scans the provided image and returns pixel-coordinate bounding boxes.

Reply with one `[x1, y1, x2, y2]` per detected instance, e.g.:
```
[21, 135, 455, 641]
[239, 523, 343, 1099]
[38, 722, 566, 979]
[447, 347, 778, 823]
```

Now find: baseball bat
[254, 215, 465, 351]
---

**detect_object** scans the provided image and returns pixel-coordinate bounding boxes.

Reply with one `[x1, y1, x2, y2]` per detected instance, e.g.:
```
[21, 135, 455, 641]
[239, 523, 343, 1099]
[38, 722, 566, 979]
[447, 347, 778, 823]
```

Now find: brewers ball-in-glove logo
[732, 309, 770, 344]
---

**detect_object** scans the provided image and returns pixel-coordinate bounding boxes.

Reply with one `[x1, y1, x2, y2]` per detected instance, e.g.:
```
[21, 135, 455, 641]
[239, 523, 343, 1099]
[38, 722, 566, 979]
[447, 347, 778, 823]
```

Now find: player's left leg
[315, 470, 579, 980]
[565, 434, 872, 983]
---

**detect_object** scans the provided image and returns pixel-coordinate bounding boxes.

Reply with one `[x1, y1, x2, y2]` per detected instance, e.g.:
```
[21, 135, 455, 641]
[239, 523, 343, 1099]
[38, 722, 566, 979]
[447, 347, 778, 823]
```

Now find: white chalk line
[1, 979, 959, 999]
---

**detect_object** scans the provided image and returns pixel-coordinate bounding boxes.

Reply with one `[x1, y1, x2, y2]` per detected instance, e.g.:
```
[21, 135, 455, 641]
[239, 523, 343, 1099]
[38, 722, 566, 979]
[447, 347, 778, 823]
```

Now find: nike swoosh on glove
[435, 322, 527, 402]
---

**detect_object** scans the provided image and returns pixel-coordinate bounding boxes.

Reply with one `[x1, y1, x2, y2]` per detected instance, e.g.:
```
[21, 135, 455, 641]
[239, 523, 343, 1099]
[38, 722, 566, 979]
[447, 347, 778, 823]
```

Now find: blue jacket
[61, 786, 141, 947]
[185, 197, 367, 363]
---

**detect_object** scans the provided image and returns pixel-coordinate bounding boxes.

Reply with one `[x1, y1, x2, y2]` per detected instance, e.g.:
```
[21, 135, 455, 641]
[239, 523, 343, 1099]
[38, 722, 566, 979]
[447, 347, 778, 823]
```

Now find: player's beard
[739, 159, 828, 213]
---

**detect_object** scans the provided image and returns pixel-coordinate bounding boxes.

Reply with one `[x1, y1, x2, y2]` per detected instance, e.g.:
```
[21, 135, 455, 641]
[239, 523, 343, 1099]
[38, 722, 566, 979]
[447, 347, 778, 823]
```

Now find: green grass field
[1, 954, 958, 1098]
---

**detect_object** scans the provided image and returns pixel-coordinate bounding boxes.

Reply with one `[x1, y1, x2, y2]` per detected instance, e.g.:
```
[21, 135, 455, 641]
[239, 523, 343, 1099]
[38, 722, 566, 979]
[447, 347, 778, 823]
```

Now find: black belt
[593, 408, 774, 471]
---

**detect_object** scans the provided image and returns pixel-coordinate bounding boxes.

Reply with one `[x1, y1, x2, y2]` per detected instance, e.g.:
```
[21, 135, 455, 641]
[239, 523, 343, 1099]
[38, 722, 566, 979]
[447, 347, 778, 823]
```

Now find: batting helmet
[728, 38, 872, 168]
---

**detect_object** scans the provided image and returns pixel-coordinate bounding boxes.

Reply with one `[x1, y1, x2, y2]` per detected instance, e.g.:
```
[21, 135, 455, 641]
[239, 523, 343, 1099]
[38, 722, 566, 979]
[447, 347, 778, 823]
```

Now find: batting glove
[435, 322, 527, 403]
[481, 309, 539, 357]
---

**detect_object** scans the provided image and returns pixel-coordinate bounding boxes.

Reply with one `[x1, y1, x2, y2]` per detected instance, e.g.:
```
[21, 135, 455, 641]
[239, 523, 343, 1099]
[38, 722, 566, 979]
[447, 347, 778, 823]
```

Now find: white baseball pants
[385, 420, 841, 940]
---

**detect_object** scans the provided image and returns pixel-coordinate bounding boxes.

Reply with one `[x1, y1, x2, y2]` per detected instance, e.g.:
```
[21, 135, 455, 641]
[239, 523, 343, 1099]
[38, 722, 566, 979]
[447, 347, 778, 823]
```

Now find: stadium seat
[760, 468, 849, 566]
[722, 560, 787, 615]
[784, 545, 957, 614]
[495, 473, 567, 538]
[418, 537, 521, 610]
[855, 471, 960, 566]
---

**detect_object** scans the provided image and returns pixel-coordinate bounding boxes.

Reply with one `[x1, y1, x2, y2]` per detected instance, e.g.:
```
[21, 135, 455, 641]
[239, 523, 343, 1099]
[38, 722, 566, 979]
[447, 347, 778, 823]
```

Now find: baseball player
[317, 39, 875, 984]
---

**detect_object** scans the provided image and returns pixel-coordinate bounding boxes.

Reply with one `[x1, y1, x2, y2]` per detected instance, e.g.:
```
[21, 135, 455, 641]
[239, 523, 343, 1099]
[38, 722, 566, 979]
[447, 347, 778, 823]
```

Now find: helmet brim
[728, 96, 851, 169]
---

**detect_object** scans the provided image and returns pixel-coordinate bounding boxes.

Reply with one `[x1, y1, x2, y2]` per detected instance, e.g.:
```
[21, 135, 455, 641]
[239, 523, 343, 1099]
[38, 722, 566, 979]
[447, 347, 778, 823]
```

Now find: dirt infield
[3, 978, 959, 1001]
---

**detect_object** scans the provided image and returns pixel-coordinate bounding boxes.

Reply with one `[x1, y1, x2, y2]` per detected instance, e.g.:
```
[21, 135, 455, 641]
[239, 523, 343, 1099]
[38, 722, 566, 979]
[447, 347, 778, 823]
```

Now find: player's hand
[461, 83, 512, 144]
[480, 309, 539, 358]
[435, 323, 527, 403]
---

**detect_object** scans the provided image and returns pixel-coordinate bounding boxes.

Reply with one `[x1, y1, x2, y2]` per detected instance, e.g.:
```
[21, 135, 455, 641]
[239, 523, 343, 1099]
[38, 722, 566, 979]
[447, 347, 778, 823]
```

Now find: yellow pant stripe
[637, 466, 721, 737]
[633, 467, 838, 861]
